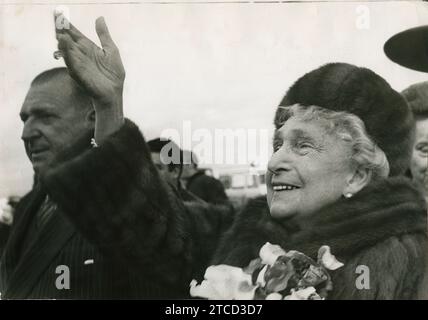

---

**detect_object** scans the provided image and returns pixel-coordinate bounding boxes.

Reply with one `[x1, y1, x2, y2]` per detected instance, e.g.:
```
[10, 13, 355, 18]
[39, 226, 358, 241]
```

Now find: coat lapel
[3, 201, 76, 298]
[0, 187, 45, 290]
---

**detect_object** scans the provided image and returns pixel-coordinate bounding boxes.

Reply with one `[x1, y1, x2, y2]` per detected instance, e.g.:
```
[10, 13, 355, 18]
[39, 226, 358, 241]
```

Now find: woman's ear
[343, 166, 372, 197]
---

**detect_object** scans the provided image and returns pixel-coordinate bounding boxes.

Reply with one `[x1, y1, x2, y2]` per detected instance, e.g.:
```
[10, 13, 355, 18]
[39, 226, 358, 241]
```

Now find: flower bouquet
[190, 242, 344, 300]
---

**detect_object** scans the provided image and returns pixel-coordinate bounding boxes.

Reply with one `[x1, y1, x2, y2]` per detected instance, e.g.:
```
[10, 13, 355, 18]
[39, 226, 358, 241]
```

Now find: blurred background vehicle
[216, 164, 267, 211]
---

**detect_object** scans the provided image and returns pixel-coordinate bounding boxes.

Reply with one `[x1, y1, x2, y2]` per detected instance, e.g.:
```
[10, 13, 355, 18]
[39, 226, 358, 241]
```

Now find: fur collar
[213, 176, 427, 267]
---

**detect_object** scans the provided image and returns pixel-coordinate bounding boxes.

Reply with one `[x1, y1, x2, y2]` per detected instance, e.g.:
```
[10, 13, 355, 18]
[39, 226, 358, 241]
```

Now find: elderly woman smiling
[267, 105, 389, 220]
[213, 63, 428, 299]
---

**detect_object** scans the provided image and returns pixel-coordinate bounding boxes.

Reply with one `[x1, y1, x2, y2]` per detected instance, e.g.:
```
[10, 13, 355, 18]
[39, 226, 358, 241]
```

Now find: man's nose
[21, 120, 40, 142]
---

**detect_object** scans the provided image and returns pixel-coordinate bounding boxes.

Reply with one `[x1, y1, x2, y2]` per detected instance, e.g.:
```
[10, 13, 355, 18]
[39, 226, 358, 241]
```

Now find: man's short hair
[31, 67, 93, 112]
[31, 67, 69, 86]
[147, 138, 172, 154]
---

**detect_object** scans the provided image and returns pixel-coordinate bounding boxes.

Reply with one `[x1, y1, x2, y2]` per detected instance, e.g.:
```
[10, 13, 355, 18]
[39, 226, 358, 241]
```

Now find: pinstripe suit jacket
[0, 185, 185, 299]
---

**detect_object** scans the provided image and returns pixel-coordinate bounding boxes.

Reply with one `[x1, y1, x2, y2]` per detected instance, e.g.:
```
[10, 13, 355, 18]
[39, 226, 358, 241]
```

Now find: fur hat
[401, 81, 428, 118]
[275, 62, 414, 177]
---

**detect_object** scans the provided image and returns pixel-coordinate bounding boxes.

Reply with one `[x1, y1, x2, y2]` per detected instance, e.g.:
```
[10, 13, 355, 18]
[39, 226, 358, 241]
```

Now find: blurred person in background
[401, 82, 428, 202]
[147, 138, 183, 188]
[384, 24, 428, 300]
[181, 150, 231, 206]
[147, 138, 204, 202]
[401, 81, 428, 300]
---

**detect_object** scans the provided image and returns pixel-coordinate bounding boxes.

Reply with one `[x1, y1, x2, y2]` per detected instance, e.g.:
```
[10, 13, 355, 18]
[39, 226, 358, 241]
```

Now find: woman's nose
[268, 147, 293, 174]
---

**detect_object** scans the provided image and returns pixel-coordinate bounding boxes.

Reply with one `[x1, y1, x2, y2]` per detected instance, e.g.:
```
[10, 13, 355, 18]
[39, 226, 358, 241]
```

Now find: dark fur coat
[212, 179, 428, 299]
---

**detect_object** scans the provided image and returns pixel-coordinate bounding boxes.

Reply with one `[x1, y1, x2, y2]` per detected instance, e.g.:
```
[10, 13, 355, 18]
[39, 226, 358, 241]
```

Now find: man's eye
[42, 114, 55, 120]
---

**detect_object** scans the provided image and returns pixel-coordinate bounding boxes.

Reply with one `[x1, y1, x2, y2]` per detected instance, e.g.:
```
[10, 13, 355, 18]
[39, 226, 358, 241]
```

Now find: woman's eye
[297, 142, 314, 150]
[294, 141, 315, 155]
[273, 142, 283, 152]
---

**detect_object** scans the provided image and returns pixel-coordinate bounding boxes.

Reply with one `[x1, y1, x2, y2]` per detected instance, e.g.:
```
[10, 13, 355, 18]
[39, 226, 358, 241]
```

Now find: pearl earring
[344, 192, 353, 199]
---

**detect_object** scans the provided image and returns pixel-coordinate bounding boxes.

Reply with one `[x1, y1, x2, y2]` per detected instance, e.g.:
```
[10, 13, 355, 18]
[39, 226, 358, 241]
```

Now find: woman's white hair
[277, 104, 390, 180]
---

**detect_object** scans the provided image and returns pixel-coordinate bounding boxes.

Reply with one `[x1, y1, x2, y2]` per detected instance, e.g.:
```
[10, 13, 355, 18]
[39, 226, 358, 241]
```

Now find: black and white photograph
[0, 0, 428, 302]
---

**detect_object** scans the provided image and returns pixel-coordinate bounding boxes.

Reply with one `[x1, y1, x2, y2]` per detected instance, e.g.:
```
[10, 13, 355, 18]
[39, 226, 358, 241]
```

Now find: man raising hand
[0, 15, 233, 299]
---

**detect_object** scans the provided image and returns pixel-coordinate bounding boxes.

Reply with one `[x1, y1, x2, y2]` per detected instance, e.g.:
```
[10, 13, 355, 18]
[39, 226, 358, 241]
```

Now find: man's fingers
[62, 47, 85, 83]
[61, 16, 86, 42]
[54, 11, 89, 43]
[95, 17, 116, 50]
[67, 21, 87, 42]
[57, 33, 72, 53]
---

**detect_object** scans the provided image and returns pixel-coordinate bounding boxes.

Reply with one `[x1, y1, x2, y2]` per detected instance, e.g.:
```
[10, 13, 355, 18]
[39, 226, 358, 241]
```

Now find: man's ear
[85, 109, 96, 128]
[344, 166, 372, 197]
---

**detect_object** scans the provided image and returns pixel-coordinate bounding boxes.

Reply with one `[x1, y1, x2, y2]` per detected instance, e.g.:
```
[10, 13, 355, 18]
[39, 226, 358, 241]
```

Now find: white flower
[259, 242, 286, 266]
[255, 265, 268, 287]
[266, 292, 283, 300]
[0, 198, 13, 226]
[318, 245, 344, 271]
[284, 287, 318, 300]
[190, 279, 222, 300]
[190, 265, 258, 300]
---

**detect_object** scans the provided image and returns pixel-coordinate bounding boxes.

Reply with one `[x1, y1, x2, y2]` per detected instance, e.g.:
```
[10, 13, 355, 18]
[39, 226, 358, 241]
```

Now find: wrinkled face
[267, 117, 354, 220]
[410, 118, 428, 192]
[20, 77, 93, 175]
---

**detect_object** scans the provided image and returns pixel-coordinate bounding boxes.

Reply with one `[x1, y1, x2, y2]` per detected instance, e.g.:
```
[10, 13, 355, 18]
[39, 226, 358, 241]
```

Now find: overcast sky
[1, 0, 428, 198]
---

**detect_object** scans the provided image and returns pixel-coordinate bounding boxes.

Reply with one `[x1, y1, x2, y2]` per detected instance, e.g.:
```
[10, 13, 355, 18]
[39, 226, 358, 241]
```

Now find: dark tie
[36, 196, 57, 230]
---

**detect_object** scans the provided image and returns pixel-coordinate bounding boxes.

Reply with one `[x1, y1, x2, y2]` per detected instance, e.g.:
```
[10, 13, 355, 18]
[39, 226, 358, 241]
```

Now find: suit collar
[1, 187, 45, 282]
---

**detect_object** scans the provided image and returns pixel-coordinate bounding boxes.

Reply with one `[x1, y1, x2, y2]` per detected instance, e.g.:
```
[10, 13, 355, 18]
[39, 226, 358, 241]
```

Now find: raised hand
[55, 14, 125, 107]
[55, 14, 125, 141]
